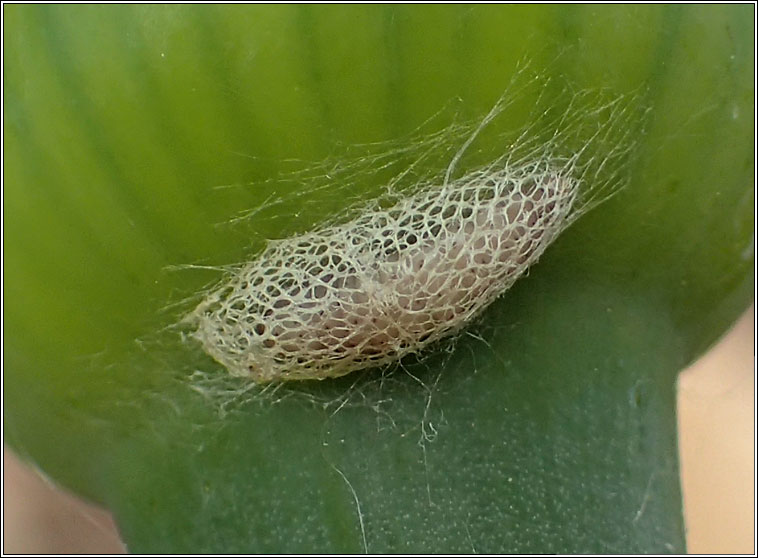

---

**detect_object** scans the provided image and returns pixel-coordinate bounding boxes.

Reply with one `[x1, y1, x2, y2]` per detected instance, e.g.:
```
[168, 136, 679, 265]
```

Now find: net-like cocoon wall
[190, 160, 578, 383]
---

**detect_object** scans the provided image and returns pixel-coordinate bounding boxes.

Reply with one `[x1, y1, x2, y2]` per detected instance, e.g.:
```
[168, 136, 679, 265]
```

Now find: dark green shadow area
[107, 273, 687, 553]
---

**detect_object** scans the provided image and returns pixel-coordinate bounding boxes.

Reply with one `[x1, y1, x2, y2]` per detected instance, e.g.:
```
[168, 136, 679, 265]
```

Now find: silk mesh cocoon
[191, 161, 578, 383]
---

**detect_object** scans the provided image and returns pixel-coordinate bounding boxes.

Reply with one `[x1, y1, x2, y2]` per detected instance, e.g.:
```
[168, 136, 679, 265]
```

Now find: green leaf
[3, 4, 753, 553]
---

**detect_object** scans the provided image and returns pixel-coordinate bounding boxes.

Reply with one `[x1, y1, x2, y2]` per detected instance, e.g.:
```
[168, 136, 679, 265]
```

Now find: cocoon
[190, 159, 578, 383]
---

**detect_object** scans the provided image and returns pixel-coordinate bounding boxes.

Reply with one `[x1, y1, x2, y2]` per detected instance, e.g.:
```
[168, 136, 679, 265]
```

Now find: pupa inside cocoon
[189, 159, 578, 383]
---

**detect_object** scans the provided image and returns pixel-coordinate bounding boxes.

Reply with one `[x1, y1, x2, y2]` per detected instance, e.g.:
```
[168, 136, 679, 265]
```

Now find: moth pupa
[189, 159, 579, 383]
